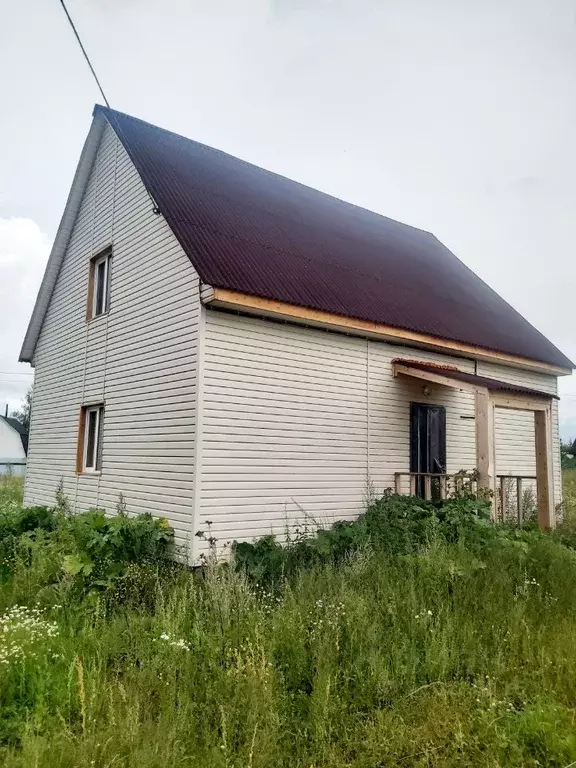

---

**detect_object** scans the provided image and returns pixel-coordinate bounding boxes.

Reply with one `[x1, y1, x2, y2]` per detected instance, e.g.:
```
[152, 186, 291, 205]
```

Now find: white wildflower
[169, 638, 191, 651]
[0, 606, 60, 666]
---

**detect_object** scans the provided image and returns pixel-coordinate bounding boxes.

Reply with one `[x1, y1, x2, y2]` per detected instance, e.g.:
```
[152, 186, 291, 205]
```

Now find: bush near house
[2, 475, 576, 766]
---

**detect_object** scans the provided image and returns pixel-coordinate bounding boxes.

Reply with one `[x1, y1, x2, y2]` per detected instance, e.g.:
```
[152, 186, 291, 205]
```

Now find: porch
[392, 360, 557, 529]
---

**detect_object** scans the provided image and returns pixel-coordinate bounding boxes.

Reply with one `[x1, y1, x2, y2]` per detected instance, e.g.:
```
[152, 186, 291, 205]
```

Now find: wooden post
[535, 409, 554, 529]
[395, 474, 401, 494]
[516, 477, 523, 527]
[475, 389, 494, 504]
[500, 477, 506, 521]
[440, 475, 447, 500]
[424, 475, 432, 501]
[409, 474, 416, 496]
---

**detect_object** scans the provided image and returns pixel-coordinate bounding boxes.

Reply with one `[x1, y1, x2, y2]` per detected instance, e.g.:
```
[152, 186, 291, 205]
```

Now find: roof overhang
[392, 360, 555, 411]
[19, 112, 107, 364]
[201, 286, 573, 378]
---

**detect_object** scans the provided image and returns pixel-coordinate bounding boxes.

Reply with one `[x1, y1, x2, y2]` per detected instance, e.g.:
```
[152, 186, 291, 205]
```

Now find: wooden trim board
[393, 363, 480, 393]
[490, 395, 551, 412]
[75, 407, 86, 474]
[535, 409, 555, 529]
[204, 287, 572, 377]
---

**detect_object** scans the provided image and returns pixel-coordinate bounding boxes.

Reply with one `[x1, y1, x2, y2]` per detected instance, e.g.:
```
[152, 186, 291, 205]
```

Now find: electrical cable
[58, 0, 110, 107]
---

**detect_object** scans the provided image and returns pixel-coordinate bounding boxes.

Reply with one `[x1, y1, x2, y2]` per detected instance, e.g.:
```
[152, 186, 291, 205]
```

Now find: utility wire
[58, 0, 110, 107]
[57, 0, 162, 215]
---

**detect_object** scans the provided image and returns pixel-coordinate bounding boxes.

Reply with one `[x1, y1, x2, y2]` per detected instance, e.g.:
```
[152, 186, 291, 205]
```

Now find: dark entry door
[410, 403, 446, 498]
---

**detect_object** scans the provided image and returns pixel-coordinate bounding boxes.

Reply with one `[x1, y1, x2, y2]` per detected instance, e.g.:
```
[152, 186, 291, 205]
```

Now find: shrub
[0, 494, 174, 599]
[61, 509, 174, 594]
[233, 492, 494, 585]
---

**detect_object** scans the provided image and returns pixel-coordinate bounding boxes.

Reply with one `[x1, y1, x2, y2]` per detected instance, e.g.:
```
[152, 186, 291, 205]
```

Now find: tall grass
[1, 475, 576, 766]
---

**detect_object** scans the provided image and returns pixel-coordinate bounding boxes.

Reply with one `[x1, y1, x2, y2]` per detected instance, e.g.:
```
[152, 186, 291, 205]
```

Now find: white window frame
[83, 405, 104, 473]
[91, 251, 111, 318]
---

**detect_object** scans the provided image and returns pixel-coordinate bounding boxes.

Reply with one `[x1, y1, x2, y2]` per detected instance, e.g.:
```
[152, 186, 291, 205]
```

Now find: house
[0, 413, 28, 477]
[20, 106, 573, 560]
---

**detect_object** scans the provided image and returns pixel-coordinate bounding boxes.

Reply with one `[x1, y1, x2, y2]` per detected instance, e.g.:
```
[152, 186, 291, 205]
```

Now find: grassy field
[0, 474, 576, 767]
[564, 468, 576, 516]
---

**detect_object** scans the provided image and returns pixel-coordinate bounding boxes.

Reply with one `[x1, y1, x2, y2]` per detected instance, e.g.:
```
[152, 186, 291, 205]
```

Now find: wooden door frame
[475, 389, 554, 529]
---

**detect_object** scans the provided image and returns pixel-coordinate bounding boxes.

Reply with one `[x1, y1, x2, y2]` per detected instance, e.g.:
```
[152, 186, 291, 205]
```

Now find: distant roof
[30, 104, 576, 371]
[0, 416, 28, 454]
[394, 360, 558, 400]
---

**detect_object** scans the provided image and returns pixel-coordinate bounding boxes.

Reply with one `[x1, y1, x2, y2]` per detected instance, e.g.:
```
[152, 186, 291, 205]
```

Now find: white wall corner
[190, 300, 206, 564]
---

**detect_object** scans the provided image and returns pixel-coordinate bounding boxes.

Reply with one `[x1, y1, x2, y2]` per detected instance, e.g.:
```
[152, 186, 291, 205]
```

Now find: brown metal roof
[394, 360, 558, 399]
[96, 105, 573, 371]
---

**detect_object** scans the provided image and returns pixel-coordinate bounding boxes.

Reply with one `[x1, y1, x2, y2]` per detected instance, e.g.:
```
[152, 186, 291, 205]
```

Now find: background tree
[10, 386, 32, 432]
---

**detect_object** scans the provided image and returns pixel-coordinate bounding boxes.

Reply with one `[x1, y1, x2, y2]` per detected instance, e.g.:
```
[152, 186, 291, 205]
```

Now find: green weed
[0, 475, 576, 765]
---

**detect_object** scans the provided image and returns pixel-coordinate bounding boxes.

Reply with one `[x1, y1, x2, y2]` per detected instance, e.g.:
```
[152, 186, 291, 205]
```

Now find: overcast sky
[1, 0, 575, 437]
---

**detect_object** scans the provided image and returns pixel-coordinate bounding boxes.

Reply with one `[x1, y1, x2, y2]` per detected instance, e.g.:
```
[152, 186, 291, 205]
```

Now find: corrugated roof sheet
[97, 105, 573, 370]
[395, 360, 558, 399]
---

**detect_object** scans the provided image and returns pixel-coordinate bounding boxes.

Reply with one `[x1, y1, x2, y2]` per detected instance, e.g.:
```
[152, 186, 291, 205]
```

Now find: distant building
[0, 415, 28, 476]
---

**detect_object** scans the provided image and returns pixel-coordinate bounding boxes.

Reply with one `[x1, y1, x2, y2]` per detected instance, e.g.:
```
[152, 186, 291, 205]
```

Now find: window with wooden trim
[87, 249, 111, 319]
[78, 405, 104, 473]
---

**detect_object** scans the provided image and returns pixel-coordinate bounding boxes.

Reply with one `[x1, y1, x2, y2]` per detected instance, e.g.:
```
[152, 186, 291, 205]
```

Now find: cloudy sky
[1, 0, 575, 436]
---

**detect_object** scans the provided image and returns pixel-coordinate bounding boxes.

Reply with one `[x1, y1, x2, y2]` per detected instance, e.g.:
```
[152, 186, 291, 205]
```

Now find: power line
[58, 0, 110, 107]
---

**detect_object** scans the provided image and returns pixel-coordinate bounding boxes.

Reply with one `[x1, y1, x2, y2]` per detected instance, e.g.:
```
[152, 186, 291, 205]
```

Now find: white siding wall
[199, 312, 489, 553]
[199, 312, 562, 551]
[200, 312, 368, 548]
[368, 343, 476, 495]
[25, 122, 200, 551]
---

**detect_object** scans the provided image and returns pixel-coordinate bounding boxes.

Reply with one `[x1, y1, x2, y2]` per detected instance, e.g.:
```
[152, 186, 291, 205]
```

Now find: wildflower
[169, 638, 191, 651]
[160, 633, 170, 641]
[0, 606, 59, 666]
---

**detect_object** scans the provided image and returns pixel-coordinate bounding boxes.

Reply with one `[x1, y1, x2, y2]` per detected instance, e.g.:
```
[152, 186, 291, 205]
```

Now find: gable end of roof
[19, 113, 107, 364]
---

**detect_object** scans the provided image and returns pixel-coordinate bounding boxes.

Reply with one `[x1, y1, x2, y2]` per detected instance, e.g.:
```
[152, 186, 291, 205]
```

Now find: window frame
[87, 248, 112, 320]
[77, 404, 104, 474]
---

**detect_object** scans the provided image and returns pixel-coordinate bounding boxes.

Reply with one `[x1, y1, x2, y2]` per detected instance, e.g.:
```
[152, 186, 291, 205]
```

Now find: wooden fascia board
[393, 363, 481, 393]
[490, 394, 551, 412]
[204, 287, 572, 377]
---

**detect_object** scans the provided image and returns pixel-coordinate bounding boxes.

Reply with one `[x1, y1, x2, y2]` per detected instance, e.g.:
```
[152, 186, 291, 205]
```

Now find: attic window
[88, 249, 111, 319]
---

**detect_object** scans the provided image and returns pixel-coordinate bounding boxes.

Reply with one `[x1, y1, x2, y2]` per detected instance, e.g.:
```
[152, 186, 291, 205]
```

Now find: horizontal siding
[200, 313, 480, 552]
[199, 313, 368, 551]
[200, 313, 563, 550]
[25, 122, 200, 552]
[368, 343, 476, 496]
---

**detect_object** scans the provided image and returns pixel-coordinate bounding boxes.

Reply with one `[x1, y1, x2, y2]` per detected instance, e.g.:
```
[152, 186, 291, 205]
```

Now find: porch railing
[394, 471, 478, 501]
[496, 474, 537, 526]
[394, 471, 538, 525]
